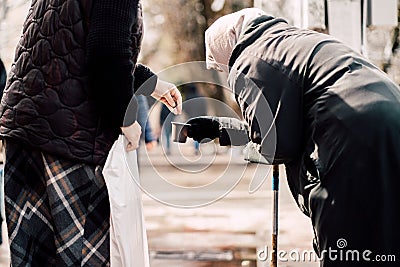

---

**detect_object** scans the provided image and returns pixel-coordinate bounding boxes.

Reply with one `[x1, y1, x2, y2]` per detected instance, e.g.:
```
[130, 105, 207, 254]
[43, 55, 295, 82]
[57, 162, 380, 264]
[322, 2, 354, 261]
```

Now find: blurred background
[0, 0, 399, 266]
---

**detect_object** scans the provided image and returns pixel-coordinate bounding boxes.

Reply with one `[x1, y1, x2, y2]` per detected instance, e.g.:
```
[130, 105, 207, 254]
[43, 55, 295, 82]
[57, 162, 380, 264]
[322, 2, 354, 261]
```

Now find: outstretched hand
[186, 116, 249, 146]
[151, 79, 182, 115]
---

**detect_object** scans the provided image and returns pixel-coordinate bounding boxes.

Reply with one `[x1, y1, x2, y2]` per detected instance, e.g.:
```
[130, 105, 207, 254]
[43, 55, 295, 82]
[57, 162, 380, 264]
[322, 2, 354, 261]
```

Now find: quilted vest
[0, 0, 143, 165]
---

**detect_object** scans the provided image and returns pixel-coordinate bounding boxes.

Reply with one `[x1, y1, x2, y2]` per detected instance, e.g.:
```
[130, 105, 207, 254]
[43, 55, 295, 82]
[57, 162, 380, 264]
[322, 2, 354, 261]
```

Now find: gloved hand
[186, 116, 220, 143]
[186, 116, 249, 146]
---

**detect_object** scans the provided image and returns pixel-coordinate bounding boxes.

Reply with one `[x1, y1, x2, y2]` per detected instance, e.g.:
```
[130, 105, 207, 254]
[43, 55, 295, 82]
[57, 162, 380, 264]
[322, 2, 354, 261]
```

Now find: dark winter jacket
[0, 0, 156, 165]
[228, 15, 400, 217]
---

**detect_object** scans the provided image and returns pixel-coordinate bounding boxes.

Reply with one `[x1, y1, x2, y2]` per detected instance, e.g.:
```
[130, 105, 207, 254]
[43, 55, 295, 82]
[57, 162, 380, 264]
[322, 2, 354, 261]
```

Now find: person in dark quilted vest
[0, 0, 182, 265]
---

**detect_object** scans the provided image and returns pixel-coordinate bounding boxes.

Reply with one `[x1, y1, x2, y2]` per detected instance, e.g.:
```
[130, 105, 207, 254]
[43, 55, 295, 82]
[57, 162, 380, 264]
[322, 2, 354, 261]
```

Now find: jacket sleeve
[86, 0, 140, 128]
[229, 55, 304, 164]
[120, 64, 158, 127]
[134, 64, 158, 95]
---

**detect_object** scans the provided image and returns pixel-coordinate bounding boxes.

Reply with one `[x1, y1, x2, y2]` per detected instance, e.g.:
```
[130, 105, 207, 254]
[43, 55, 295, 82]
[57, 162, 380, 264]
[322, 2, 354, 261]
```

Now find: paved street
[0, 142, 319, 266]
[141, 142, 318, 266]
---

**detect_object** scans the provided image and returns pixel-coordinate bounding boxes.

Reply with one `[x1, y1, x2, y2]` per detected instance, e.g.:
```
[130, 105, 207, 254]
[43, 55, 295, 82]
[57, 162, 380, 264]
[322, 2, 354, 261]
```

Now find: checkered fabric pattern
[4, 141, 110, 266]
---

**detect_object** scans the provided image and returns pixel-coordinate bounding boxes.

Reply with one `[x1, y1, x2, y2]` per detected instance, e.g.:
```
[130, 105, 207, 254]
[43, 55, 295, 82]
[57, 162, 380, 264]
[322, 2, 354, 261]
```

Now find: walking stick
[241, 142, 280, 266]
[271, 164, 279, 267]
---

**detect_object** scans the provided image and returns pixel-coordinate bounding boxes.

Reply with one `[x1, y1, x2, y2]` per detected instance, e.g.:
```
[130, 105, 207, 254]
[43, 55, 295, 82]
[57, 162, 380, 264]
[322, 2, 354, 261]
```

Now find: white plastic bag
[103, 135, 150, 267]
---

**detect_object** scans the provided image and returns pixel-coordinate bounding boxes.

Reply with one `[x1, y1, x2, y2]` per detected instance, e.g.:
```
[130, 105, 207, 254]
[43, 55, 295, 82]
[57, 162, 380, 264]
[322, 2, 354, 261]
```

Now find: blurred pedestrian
[0, 0, 181, 265]
[181, 83, 207, 154]
[160, 103, 174, 155]
[0, 57, 6, 246]
[0, 58, 5, 95]
[137, 95, 158, 150]
[191, 8, 400, 267]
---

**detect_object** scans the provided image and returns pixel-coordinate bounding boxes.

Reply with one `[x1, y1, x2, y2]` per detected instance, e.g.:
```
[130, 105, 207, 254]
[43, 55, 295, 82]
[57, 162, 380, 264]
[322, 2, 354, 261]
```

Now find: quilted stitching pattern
[0, 0, 143, 165]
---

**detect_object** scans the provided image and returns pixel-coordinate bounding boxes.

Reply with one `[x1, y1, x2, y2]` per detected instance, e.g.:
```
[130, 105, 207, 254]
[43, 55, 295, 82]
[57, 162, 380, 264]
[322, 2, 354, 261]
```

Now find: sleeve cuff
[134, 64, 158, 96]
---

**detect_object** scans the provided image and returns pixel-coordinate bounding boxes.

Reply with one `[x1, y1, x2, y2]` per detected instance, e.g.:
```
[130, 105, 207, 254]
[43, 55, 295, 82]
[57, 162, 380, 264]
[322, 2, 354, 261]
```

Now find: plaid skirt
[4, 141, 110, 266]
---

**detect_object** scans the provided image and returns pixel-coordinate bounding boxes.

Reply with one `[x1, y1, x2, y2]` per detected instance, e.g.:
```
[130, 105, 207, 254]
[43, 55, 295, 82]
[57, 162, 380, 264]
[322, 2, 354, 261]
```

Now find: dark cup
[171, 122, 191, 143]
